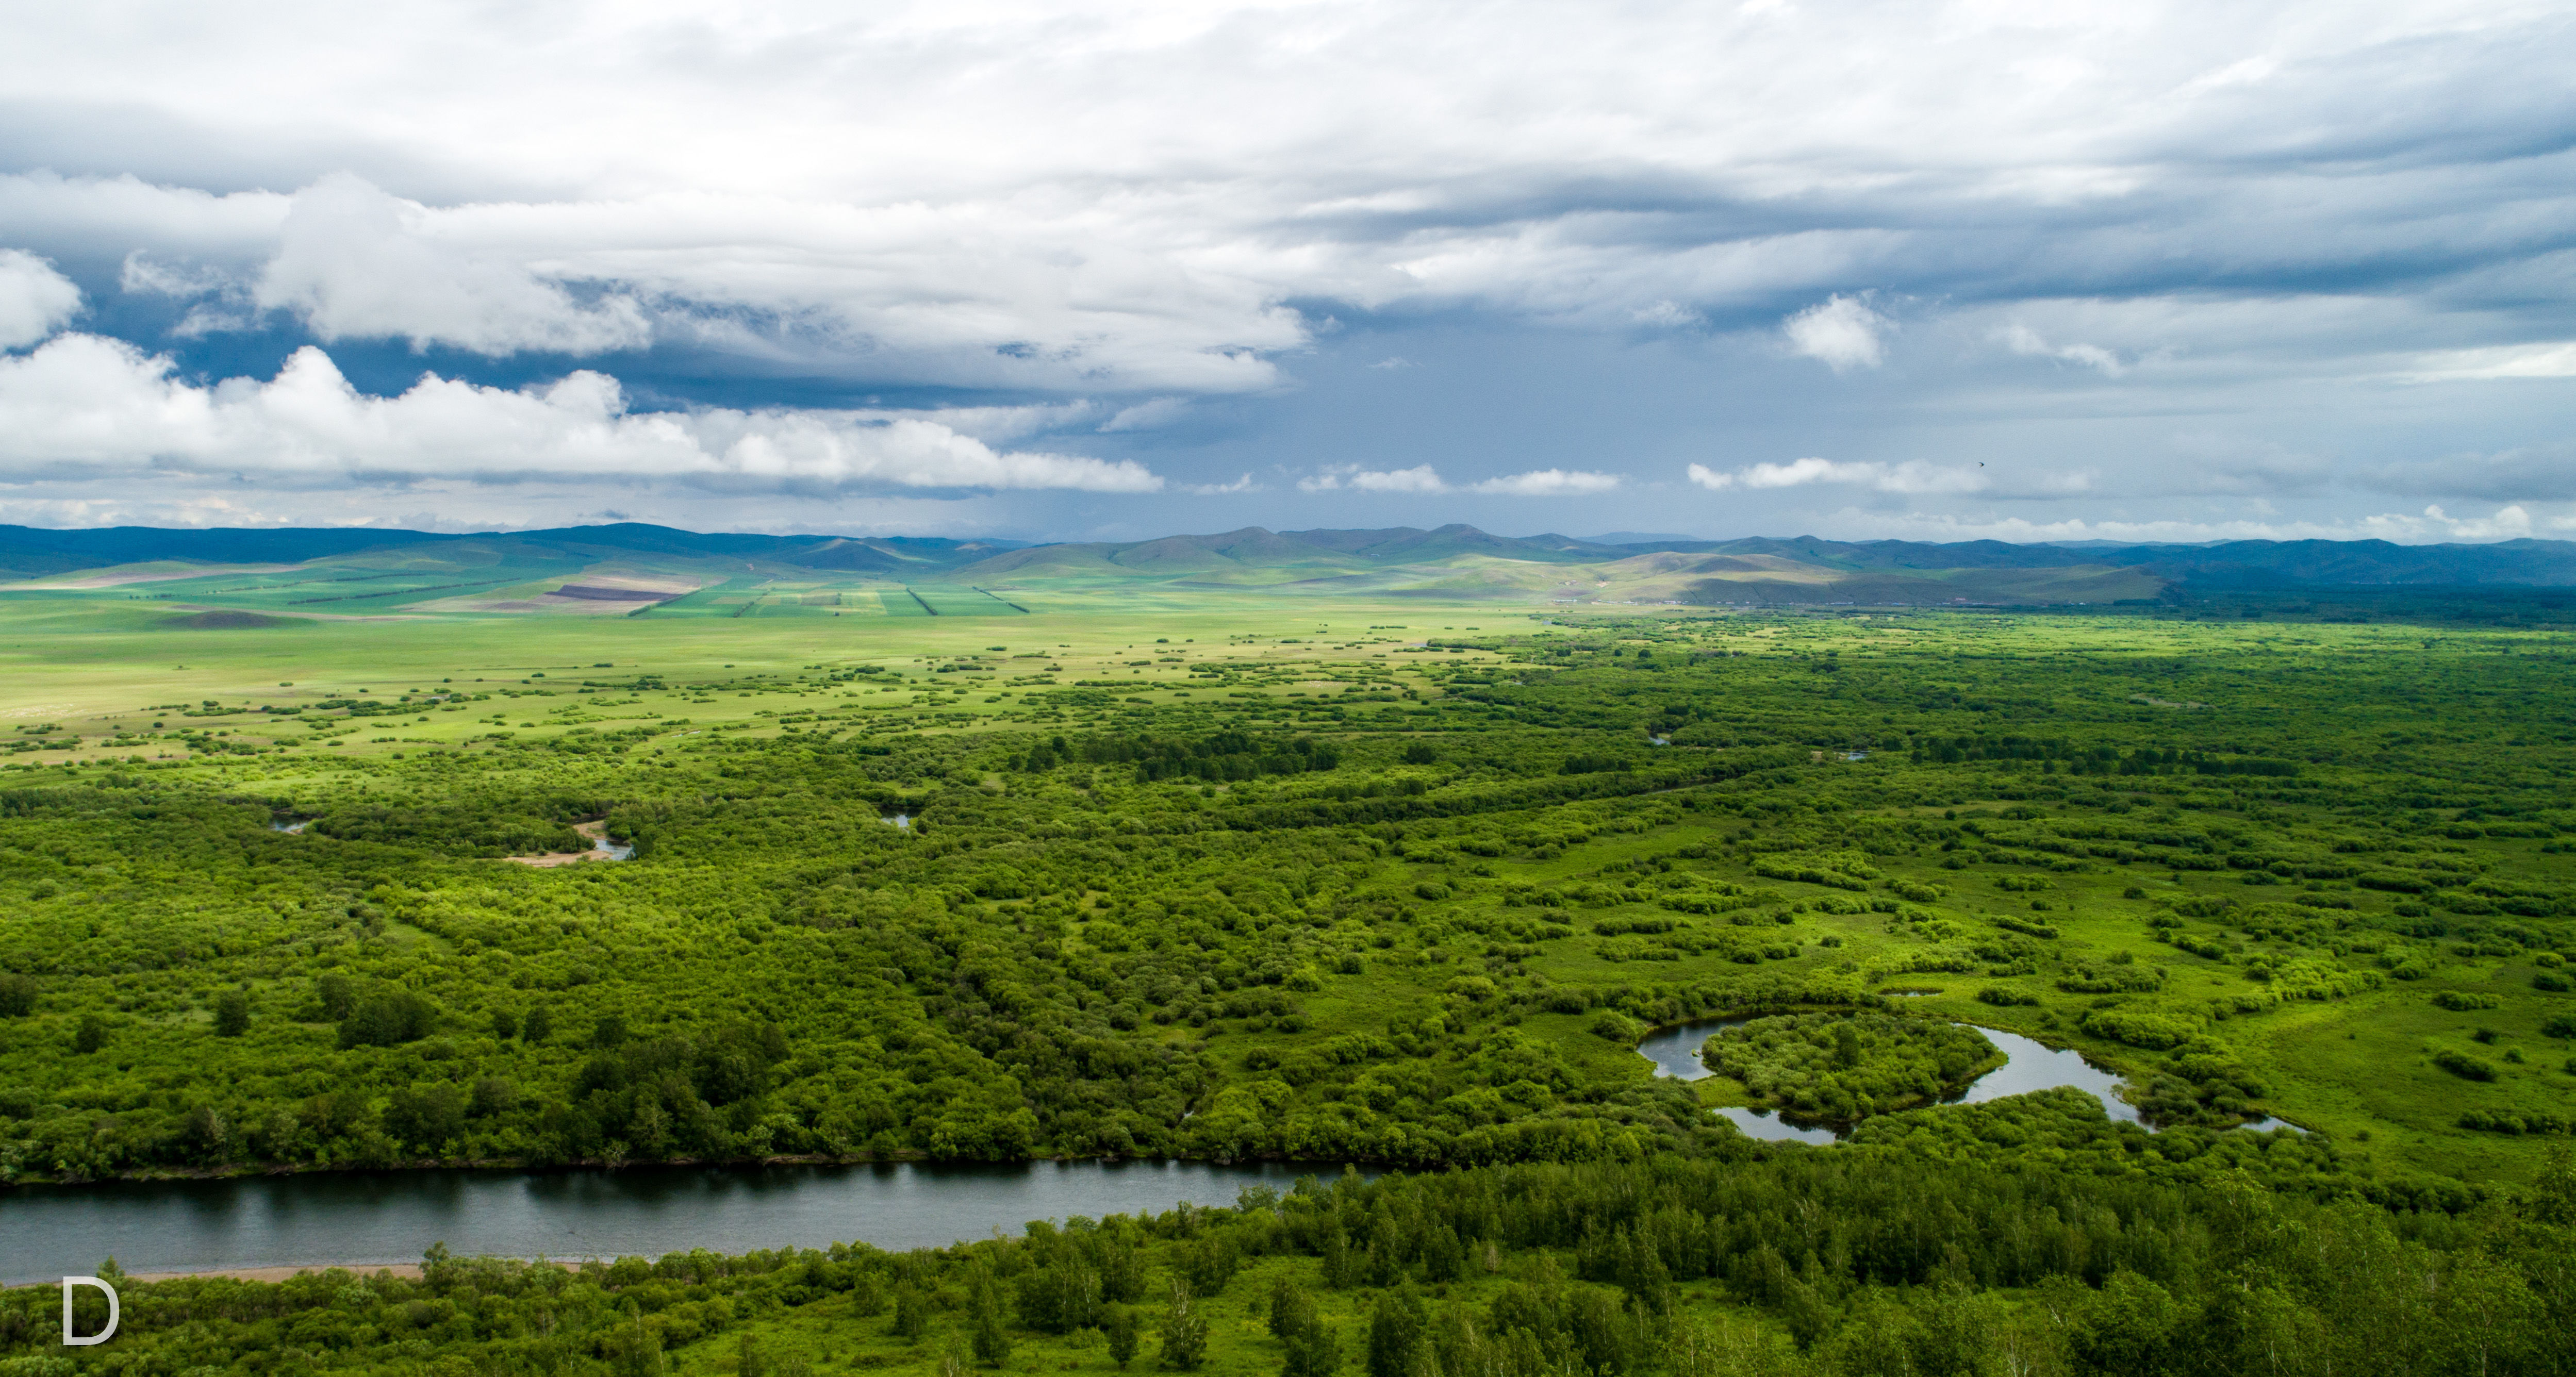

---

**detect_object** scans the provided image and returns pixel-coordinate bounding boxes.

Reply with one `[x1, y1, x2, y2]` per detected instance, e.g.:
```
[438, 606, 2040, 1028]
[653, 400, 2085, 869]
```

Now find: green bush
[1698, 1014, 2002, 1126]
[2082, 1007, 2202, 1051]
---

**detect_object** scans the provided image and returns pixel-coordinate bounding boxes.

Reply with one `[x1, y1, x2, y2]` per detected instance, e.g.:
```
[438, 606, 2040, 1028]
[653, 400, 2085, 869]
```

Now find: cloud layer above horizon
[0, 0, 2570, 543]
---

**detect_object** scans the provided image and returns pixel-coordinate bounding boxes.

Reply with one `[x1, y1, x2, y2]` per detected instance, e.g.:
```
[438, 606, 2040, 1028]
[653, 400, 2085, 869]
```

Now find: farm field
[1, 585, 2571, 1372]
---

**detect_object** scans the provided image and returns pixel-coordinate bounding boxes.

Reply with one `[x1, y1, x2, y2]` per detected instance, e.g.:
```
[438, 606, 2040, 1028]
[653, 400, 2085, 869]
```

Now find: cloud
[1182, 472, 1257, 495]
[1629, 300, 1703, 330]
[1687, 458, 1990, 494]
[1470, 469, 1621, 496]
[2401, 342, 2576, 381]
[1099, 397, 1190, 433]
[1739, 456, 1877, 489]
[2354, 442, 2576, 502]
[1783, 295, 1890, 372]
[2357, 504, 2536, 542]
[0, 2, 2562, 396]
[1996, 324, 2126, 376]
[0, 252, 82, 350]
[0, 4, 2569, 537]
[1799, 507, 2566, 547]
[251, 176, 652, 356]
[1297, 464, 1446, 492]
[0, 335, 1161, 492]
[1349, 465, 1446, 493]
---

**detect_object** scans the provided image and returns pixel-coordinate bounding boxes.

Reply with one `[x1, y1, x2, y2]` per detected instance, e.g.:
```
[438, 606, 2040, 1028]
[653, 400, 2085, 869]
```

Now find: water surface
[1636, 1015, 2151, 1143]
[0, 1159, 1342, 1284]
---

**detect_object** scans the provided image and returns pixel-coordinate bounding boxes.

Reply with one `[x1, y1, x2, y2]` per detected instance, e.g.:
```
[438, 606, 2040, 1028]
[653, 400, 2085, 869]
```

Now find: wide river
[0, 1159, 1333, 1285]
[6, 1021, 2296, 1283]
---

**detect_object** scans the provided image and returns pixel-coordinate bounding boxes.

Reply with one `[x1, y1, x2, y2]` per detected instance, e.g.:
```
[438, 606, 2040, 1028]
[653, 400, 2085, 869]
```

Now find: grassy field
[1, 590, 2570, 1192]
[4, 586, 2575, 1372]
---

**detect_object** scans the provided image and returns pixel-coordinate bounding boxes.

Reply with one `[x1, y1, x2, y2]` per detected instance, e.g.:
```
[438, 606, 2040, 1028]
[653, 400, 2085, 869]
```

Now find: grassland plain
[3, 588, 2575, 1373]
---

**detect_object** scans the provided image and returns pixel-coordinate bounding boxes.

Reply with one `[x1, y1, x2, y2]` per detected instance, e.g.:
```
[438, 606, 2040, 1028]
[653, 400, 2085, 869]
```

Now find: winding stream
[1636, 1016, 2152, 1145]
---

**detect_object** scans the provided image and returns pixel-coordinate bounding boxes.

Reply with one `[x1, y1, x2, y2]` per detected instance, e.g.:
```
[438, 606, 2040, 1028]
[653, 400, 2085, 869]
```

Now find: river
[1635, 1016, 2151, 1144]
[0, 1159, 1343, 1285]
[3, 1017, 2291, 1282]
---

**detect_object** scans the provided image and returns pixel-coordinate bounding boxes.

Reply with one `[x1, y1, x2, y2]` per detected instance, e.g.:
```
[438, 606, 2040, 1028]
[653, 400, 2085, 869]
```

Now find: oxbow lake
[1634, 1017, 2300, 1145]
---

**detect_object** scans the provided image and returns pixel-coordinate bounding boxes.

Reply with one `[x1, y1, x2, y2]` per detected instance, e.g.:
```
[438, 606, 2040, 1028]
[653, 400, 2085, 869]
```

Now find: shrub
[1589, 1011, 1643, 1045]
[2082, 1008, 2202, 1051]
[2433, 991, 2501, 1011]
[339, 990, 437, 1049]
[2431, 1050, 2496, 1082]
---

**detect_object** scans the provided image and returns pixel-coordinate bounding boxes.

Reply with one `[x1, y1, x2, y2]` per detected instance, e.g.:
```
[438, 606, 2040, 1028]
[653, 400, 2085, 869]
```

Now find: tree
[338, 990, 435, 1048]
[523, 1005, 552, 1043]
[1159, 1279, 1208, 1370]
[969, 1269, 1012, 1367]
[1182, 1232, 1238, 1297]
[1365, 1291, 1425, 1377]
[316, 972, 356, 1019]
[214, 987, 251, 1037]
[1320, 1229, 1359, 1289]
[1105, 1305, 1140, 1368]
[603, 1310, 666, 1377]
[893, 1286, 929, 1343]
[2069, 1270, 2184, 1377]
[1101, 1240, 1148, 1303]
[384, 1083, 468, 1153]
[468, 1076, 517, 1118]
[74, 1011, 108, 1054]
[1283, 1321, 1342, 1377]
[1268, 1276, 1318, 1341]
[490, 1007, 519, 1040]
[0, 972, 38, 1017]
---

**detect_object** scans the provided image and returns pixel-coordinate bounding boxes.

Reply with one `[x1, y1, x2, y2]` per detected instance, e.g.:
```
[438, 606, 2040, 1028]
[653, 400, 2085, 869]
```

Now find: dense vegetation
[6, 600, 2576, 1368]
[3, 610, 2574, 1190]
[1697, 1014, 2003, 1127]
[11, 1134, 2572, 1375]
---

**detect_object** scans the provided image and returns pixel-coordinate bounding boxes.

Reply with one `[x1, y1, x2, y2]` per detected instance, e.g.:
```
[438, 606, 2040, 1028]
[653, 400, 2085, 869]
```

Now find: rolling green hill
[5, 521, 2575, 620]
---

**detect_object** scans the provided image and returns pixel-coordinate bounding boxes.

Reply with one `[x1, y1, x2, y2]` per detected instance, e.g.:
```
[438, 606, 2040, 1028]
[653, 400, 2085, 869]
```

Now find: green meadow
[1, 579, 2571, 1373]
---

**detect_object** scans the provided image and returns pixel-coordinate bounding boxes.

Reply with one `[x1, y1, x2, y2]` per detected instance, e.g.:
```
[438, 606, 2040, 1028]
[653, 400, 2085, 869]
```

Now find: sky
[0, 0, 2571, 546]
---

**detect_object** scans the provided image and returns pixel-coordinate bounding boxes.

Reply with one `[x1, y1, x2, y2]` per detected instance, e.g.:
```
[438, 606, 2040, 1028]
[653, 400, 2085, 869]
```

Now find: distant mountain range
[5, 521, 2574, 610]
[0, 522, 1026, 579]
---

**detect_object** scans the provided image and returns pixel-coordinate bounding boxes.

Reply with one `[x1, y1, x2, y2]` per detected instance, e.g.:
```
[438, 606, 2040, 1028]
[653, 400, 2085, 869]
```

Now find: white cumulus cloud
[0, 251, 82, 350]
[1997, 324, 2126, 376]
[0, 335, 1160, 493]
[1471, 469, 1620, 496]
[1687, 458, 1988, 494]
[254, 175, 653, 356]
[1301, 464, 1448, 493]
[1783, 295, 1891, 372]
